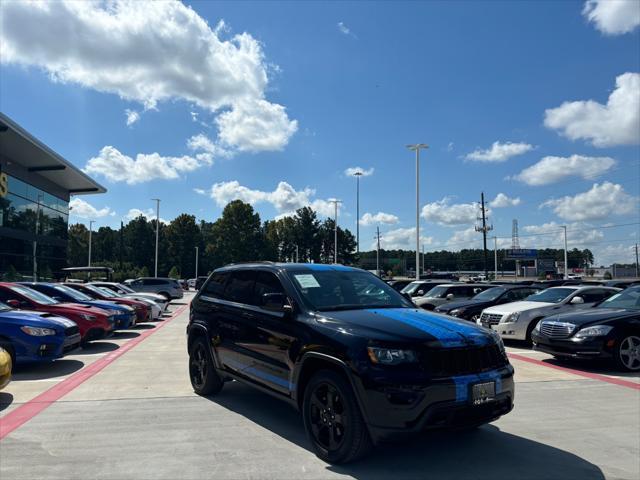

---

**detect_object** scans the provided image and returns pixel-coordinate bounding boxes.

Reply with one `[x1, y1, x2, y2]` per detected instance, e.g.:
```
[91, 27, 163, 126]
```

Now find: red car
[0, 283, 115, 344]
[65, 283, 151, 324]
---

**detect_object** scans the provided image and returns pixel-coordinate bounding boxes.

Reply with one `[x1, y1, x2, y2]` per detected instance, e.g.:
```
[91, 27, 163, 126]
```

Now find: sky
[1, 0, 639, 266]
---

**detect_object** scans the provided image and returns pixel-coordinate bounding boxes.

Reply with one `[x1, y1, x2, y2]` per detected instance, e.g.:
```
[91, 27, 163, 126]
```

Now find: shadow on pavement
[76, 341, 120, 355]
[543, 357, 639, 379]
[111, 331, 141, 340]
[12, 359, 84, 381]
[135, 324, 156, 330]
[208, 382, 605, 480]
[0, 392, 13, 411]
[171, 302, 188, 306]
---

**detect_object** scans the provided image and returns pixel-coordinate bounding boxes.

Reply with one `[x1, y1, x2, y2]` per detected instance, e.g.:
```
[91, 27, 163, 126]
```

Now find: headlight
[449, 308, 464, 317]
[532, 320, 542, 334]
[21, 326, 56, 336]
[500, 312, 520, 324]
[367, 347, 417, 365]
[574, 325, 614, 338]
[121, 305, 135, 312]
[79, 313, 97, 321]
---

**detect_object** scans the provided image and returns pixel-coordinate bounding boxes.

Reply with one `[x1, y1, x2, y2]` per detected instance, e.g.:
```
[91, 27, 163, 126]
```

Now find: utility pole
[374, 226, 382, 277]
[152, 198, 160, 277]
[562, 225, 568, 280]
[635, 243, 639, 278]
[422, 244, 425, 274]
[406, 143, 428, 280]
[194, 246, 199, 278]
[119, 220, 123, 270]
[475, 192, 493, 278]
[329, 199, 342, 263]
[353, 170, 363, 253]
[493, 236, 498, 280]
[88, 220, 95, 268]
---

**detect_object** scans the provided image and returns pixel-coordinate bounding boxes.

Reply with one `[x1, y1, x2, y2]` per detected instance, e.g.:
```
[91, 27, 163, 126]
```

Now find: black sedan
[434, 285, 540, 322]
[531, 286, 640, 371]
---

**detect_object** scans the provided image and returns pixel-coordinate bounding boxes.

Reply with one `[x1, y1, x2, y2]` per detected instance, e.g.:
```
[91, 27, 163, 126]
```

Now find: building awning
[0, 112, 106, 195]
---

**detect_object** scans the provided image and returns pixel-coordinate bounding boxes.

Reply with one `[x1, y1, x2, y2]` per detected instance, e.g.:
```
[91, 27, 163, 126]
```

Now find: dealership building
[0, 113, 106, 279]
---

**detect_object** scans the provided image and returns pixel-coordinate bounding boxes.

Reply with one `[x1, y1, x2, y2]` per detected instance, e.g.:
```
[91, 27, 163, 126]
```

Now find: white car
[414, 284, 493, 310]
[90, 282, 169, 312]
[479, 286, 620, 343]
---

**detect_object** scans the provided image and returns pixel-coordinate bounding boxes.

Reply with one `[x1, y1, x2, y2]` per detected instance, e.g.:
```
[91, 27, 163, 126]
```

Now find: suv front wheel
[189, 338, 223, 395]
[302, 370, 371, 464]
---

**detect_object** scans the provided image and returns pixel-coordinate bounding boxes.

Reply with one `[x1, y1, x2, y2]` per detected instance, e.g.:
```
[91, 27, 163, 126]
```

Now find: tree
[67, 223, 89, 267]
[207, 200, 264, 266]
[165, 214, 200, 277]
[122, 215, 155, 273]
[293, 207, 321, 262]
[168, 266, 180, 279]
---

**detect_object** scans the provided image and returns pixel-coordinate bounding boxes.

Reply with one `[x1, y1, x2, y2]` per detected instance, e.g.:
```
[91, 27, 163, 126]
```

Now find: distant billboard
[537, 258, 556, 274]
[505, 249, 537, 259]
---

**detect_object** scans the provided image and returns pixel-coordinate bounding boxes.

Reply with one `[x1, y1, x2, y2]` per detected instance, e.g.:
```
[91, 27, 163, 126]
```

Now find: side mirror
[6, 299, 21, 309]
[570, 296, 584, 305]
[261, 293, 290, 313]
[446, 293, 455, 300]
[416, 290, 425, 297]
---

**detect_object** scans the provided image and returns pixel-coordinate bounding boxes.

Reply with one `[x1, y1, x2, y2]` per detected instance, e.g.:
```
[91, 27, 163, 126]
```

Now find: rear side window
[580, 289, 615, 303]
[202, 273, 228, 299]
[253, 271, 284, 306]
[224, 271, 255, 304]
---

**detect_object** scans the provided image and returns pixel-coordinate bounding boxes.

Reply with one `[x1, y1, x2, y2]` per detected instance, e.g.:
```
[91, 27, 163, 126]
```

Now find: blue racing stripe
[224, 357, 295, 391]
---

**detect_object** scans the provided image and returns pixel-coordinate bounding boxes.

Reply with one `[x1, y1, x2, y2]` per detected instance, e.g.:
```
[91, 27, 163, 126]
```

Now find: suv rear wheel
[189, 338, 223, 395]
[302, 370, 371, 464]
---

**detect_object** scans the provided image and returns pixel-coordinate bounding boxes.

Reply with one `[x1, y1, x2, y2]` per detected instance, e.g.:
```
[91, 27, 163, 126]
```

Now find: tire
[302, 370, 372, 464]
[189, 338, 224, 395]
[158, 292, 171, 301]
[614, 334, 640, 372]
[0, 341, 16, 367]
[525, 319, 541, 346]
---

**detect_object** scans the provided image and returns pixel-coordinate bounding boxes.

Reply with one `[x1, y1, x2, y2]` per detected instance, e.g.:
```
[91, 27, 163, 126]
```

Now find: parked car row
[0, 279, 176, 378]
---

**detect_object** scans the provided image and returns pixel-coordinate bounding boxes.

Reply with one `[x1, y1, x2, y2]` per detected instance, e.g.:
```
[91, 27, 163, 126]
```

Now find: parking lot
[1, 291, 638, 480]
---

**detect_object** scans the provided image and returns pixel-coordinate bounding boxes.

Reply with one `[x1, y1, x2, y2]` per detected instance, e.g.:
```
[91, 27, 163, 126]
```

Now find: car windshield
[400, 282, 423, 295]
[116, 284, 135, 294]
[54, 285, 93, 302]
[288, 270, 412, 312]
[597, 289, 640, 310]
[525, 288, 576, 304]
[0, 301, 11, 312]
[473, 287, 506, 301]
[10, 285, 58, 305]
[96, 286, 120, 298]
[424, 286, 449, 298]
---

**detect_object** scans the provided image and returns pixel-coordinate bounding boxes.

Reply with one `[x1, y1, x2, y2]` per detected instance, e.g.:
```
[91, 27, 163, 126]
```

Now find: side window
[253, 271, 284, 306]
[224, 271, 255, 305]
[580, 289, 613, 303]
[509, 289, 529, 301]
[0, 289, 24, 304]
[202, 273, 228, 299]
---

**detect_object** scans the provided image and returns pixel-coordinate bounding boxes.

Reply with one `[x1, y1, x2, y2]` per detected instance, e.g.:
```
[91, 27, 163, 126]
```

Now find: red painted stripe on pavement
[508, 352, 640, 390]
[0, 303, 189, 440]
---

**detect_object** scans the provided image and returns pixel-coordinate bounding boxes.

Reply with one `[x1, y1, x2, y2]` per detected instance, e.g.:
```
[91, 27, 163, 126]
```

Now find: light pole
[406, 144, 428, 280]
[152, 198, 160, 277]
[493, 236, 498, 280]
[88, 220, 95, 267]
[329, 199, 342, 263]
[194, 246, 199, 279]
[562, 225, 568, 280]
[353, 170, 363, 253]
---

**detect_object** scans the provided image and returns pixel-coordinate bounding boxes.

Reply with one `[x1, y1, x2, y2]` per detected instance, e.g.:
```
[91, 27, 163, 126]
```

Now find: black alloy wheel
[189, 338, 223, 395]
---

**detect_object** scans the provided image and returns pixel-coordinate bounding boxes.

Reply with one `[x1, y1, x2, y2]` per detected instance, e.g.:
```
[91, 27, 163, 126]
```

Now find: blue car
[20, 283, 136, 330]
[0, 301, 81, 365]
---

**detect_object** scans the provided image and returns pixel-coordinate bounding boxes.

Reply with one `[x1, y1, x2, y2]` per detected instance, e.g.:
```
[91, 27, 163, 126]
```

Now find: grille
[65, 325, 79, 337]
[480, 313, 503, 326]
[421, 344, 508, 377]
[540, 321, 575, 339]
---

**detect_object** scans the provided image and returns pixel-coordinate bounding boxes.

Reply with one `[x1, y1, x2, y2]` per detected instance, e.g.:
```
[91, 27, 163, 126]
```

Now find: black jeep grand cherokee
[188, 263, 514, 463]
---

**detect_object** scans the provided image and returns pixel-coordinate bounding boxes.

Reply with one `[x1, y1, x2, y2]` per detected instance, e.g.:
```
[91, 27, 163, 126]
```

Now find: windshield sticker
[294, 274, 321, 288]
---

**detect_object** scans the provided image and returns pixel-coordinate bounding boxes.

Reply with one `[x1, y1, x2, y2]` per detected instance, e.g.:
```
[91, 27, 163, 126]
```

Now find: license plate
[471, 381, 495, 405]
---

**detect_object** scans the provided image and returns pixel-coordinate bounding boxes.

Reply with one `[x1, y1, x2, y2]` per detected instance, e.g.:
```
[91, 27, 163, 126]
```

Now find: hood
[84, 300, 131, 313]
[49, 303, 110, 317]
[435, 299, 490, 312]
[546, 307, 639, 327]
[483, 300, 554, 315]
[318, 308, 496, 347]
[0, 309, 77, 330]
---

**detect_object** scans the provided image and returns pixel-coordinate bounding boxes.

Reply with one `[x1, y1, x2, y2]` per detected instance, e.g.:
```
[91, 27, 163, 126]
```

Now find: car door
[192, 271, 230, 366]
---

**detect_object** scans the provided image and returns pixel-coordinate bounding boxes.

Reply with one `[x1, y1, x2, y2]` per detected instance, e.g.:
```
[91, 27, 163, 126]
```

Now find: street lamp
[353, 170, 363, 253]
[406, 143, 428, 280]
[329, 199, 342, 263]
[88, 220, 95, 267]
[152, 198, 160, 277]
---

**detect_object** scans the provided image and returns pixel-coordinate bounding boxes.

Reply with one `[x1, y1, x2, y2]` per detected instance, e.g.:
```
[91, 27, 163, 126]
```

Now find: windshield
[95, 286, 119, 298]
[116, 284, 135, 294]
[597, 289, 640, 310]
[473, 287, 506, 301]
[288, 270, 413, 312]
[400, 282, 422, 295]
[525, 288, 576, 304]
[0, 301, 10, 312]
[10, 285, 59, 305]
[424, 285, 449, 298]
[54, 285, 93, 302]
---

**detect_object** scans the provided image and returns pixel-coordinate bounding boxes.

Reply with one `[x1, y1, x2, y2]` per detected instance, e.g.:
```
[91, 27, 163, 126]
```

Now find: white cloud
[359, 212, 399, 226]
[124, 208, 168, 224]
[544, 72, 640, 147]
[583, 0, 640, 35]
[489, 193, 521, 208]
[593, 244, 636, 266]
[344, 166, 374, 177]
[373, 227, 433, 250]
[337, 22, 355, 37]
[69, 198, 113, 219]
[0, 0, 297, 152]
[193, 188, 206, 195]
[207, 180, 338, 218]
[540, 182, 637, 221]
[465, 141, 534, 162]
[421, 197, 479, 226]
[512, 154, 616, 186]
[447, 142, 454, 152]
[125, 109, 140, 126]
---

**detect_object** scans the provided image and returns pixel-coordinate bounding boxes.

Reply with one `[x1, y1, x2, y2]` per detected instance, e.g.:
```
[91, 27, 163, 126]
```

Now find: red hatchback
[0, 283, 115, 344]
[65, 283, 151, 324]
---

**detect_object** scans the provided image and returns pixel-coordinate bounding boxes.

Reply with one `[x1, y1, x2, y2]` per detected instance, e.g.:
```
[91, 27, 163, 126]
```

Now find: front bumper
[113, 313, 136, 330]
[532, 334, 611, 359]
[353, 365, 515, 443]
[489, 322, 527, 341]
